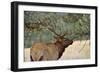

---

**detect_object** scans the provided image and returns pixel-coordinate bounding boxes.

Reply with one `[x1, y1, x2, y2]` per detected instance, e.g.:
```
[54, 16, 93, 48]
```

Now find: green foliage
[24, 11, 90, 48]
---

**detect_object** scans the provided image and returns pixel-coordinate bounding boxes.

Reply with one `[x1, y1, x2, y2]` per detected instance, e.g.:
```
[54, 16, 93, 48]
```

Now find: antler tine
[36, 21, 61, 37]
[47, 27, 61, 37]
[61, 32, 68, 37]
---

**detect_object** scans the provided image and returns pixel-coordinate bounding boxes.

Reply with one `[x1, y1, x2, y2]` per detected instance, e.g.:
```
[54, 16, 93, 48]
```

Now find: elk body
[29, 22, 73, 61]
[30, 37, 73, 61]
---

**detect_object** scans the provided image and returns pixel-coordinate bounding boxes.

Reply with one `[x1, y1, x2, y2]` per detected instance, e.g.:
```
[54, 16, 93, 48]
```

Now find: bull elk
[30, 22, 73, 61]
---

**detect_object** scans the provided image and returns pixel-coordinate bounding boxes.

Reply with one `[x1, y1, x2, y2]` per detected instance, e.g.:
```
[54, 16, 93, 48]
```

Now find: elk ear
[58, 39, 62, 42]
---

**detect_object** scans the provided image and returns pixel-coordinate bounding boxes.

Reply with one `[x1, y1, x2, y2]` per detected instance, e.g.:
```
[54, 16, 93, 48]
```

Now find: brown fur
[30, 38, 73, 61]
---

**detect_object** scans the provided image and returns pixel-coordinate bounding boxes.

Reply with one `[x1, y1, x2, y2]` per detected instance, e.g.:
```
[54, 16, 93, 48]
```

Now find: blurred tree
[24, 11, 90, 48]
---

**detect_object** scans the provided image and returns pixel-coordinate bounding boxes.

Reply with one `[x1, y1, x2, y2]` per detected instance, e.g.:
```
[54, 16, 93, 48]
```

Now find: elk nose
[71, 41, 73, 44]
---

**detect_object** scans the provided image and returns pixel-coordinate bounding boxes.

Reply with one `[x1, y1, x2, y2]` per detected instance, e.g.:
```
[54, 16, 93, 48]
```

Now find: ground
[24, 40, 90, 62]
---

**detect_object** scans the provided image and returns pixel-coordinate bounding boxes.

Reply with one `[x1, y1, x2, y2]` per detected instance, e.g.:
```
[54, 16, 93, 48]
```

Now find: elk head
[54, 35, 73, 49]
[53, 35, 73, 59]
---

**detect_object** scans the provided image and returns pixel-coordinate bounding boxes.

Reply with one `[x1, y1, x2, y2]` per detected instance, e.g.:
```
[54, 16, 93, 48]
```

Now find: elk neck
[54, 41, 66, 59]
[54, 39, 73, 59]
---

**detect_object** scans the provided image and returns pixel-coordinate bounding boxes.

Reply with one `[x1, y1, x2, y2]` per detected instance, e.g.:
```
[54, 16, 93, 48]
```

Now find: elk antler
[61, 32, 68, 37]
[47, 27, 61, 37]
